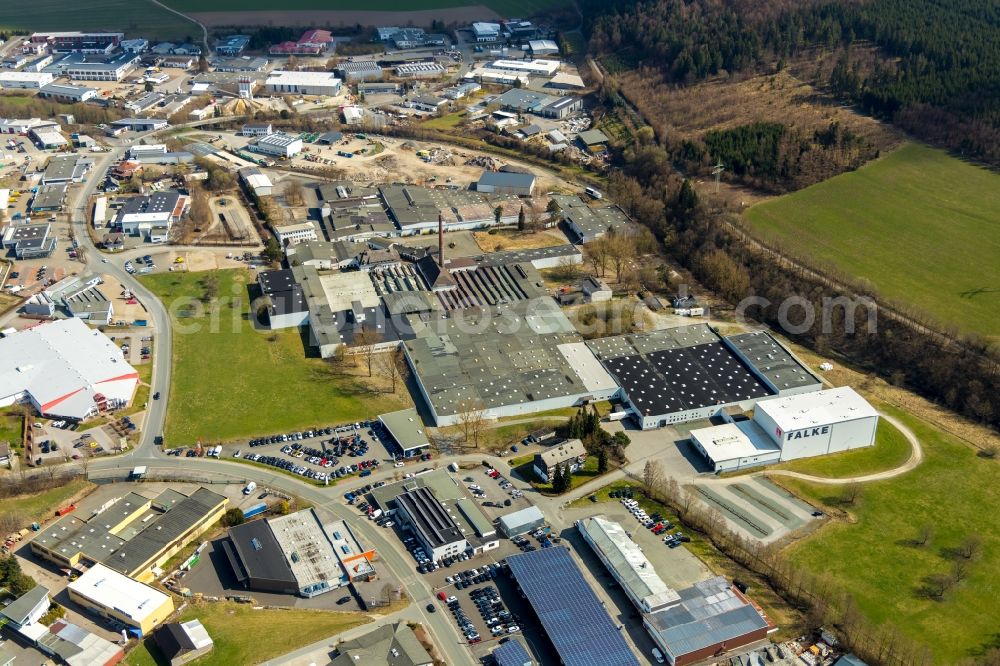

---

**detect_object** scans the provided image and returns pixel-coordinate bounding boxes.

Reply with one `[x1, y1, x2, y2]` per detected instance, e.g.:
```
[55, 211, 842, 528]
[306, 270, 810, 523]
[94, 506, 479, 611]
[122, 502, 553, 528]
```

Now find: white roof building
[67, 563, 171, 631]
[251, 131, 304, 158]
[578, 516, 680, 613]
[489, 59, 560, 76]
[341, 105, 364, 124]
[689, 421, 782, 473]
[755, 385, 878, 434]
[265, 70, 342, 96]
[0, 318, 139, 420]
[0, 71, 55, 89]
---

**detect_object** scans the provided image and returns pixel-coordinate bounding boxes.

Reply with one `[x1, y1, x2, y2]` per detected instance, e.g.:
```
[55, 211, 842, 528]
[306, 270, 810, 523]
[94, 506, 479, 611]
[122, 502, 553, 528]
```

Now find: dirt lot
[99, 273, 151, 323]
[474, 228, 568, 253]
[190, 6, 500, 28]
[267, 133, 579, 194]
[164, 248, 250, 272]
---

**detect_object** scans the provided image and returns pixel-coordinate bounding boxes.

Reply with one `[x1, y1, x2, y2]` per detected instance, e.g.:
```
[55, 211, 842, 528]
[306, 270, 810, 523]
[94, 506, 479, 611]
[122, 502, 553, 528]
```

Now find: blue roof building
[506, 547, 639, 666]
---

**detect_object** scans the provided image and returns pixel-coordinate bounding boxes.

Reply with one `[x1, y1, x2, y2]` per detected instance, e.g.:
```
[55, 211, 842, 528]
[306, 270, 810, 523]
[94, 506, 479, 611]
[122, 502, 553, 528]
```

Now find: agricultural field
[780, 404, 1000, 663]
[142, 270, 411, 444]
[163, 0, 566, 13]
[746, 143, 1000, 341]
[768, 418, 912, 478]
[126, 602, 369, 666]
[0, 0, 198, 40]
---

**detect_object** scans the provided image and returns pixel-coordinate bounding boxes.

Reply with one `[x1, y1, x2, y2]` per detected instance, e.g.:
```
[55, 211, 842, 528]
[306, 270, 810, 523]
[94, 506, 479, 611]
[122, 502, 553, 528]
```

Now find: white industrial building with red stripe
[0, 318, 139, 420]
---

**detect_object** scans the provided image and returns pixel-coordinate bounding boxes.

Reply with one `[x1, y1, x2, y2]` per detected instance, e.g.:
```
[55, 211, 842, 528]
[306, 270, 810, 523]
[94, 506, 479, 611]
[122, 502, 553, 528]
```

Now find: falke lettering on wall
[787, 426, 831, 440]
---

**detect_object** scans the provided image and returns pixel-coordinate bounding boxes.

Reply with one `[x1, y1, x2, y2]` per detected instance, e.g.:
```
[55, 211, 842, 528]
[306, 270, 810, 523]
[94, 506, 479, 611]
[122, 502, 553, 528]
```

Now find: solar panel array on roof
[506, 547, 639, 666]
[602, 342, 771, 416]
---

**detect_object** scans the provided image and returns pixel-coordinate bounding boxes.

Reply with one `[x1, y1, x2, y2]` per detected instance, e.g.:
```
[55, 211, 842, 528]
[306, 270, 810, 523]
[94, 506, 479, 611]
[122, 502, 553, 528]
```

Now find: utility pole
[711, 163, 724, 193]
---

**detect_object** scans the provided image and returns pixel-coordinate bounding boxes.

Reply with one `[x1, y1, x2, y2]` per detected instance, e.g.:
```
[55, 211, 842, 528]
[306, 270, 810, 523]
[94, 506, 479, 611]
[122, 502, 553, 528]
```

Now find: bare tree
[586, 238, 609, 277]
[526, 198, 543, 233]
[951, 559, 970, 582]
[841, 481, 863, 506]
[605, 232, 636, 282]
[642, 460, 664, 492]
[923, 572, 956, 599]
[957, 534, 983, 560]
[374, 348, 409, 393]
[456, 400, 488, 449]
[914, 523, 934, 547]
[325, 344, 355, 375]
[352, 329, 383, 377]
[281, 180, 304, 207]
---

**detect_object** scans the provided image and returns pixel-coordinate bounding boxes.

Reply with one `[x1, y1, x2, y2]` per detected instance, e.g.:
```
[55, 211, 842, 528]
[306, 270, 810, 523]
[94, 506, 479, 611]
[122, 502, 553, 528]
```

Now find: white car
[468, 484, 481, 491]
[394, 462, 404, 468]
[507, 626, 520, 633]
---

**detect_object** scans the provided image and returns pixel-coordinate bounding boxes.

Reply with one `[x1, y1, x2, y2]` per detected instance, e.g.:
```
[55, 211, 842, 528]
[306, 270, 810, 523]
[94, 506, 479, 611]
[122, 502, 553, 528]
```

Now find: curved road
[764, 411, 924, 485]
[68, 150, 174, 450]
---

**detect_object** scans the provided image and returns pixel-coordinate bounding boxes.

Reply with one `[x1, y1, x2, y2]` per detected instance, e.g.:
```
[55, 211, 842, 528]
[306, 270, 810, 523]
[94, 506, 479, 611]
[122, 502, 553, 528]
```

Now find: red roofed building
[269, 29, 334, 56]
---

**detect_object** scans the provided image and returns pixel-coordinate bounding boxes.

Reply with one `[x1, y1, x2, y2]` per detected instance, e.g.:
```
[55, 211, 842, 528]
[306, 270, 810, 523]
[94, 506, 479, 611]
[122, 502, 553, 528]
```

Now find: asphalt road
[87, 453, 475, 665]
[69, 148, 173, 452]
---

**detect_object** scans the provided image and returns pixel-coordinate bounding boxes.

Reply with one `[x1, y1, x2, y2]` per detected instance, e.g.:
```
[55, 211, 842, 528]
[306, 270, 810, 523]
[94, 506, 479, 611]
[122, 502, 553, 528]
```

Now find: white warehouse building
[690, 386, 880, 472]
[265, 70, 342, 96]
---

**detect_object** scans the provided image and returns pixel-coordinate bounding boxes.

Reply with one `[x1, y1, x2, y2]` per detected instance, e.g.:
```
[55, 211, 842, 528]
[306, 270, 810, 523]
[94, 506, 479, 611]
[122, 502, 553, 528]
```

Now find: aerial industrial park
[0, 4, 996, 666]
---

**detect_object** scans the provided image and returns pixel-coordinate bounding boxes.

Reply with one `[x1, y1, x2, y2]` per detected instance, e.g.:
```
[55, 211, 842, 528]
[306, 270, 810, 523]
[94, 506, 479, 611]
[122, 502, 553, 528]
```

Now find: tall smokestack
[438, 213, 444, 267]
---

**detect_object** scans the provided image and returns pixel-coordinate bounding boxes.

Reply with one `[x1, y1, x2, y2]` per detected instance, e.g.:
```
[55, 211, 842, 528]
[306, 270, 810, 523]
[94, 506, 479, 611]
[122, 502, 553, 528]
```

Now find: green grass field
[126, 602, 369, 666]
[0, 0, 198, 40]
[745, 143, 1000, 340]
[769, 418, 912, 478]
[2, 479, 95, 523]
[781, 404, 1000, 662]
[163, 0, 566, 14]
[0, 414, 22, 448]
[142, 270, 410, 445]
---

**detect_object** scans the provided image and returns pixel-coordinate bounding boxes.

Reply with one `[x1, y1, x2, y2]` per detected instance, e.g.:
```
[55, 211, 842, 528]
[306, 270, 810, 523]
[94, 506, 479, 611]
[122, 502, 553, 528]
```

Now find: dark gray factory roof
[475, 243, 581, 267]
[394, 486, 463, 549]
[257, 269, 297, 296]
[402, 297, 592, 417]
[109, 488, 226, 574]
[724, 330, 821, 391]
[227, 519, 296, 586]
[507, 547, 639, 666]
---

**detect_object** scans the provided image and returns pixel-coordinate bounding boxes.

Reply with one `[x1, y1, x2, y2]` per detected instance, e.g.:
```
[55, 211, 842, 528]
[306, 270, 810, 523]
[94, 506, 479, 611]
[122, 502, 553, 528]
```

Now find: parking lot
[164, 419, 427, 484]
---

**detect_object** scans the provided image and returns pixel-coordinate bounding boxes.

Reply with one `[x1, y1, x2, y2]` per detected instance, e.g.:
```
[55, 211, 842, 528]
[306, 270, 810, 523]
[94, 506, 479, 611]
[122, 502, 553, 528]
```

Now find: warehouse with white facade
[754, 386, 879, 460]
[250, 132, 303, 158]
[690, 386, 879, 472]
[265, 70, 341, 96]
[0, 319, 139, 421]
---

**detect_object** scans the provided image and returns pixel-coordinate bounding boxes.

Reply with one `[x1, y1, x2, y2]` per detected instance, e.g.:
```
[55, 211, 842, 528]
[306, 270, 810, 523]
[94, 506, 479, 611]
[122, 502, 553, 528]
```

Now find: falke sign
[783, 425, 831, 440]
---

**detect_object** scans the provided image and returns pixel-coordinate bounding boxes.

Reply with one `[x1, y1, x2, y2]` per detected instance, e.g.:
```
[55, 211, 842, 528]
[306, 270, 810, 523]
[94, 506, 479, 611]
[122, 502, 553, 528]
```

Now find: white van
[651, 647, 665, 664]
[243, 481, 257, 496]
